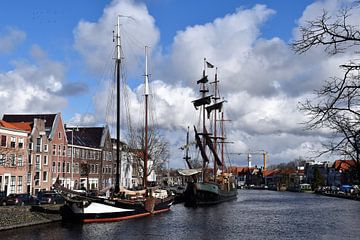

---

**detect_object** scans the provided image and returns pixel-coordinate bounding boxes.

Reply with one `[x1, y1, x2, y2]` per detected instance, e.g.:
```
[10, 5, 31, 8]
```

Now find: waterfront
[1, 190, 360, 240]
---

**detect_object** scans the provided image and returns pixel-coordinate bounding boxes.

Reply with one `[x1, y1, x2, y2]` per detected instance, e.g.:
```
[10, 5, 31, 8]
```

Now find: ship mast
[212, 68, 219, 178]
[184, 126, 192, 169]
[143, 46, 150, 188]
[115, 16, 122, 193]
[201, 58, 207, 182]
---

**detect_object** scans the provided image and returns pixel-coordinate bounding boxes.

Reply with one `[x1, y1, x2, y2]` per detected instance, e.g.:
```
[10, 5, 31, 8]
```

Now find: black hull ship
[55, 184, 173, 223]
[180, 59, 237, 207]
[184, 175, 237, 206]
[54, 17, 173, 223]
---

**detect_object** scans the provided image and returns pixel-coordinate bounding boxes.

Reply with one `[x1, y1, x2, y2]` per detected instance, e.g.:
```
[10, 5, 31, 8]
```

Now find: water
[2, 190, 359, 240]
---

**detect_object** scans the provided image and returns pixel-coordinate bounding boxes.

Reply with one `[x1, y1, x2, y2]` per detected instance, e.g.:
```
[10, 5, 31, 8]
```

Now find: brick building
[3, 113, 68, 194]
[0, 121, 30, 195]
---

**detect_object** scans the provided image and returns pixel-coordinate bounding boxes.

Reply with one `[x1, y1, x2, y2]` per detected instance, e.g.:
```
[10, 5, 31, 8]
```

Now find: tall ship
[181, 59, 237, 206]
[54, 16, 173, 223]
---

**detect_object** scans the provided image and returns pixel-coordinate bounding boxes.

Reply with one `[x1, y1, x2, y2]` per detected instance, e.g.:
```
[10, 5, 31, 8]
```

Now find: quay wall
[0, 205, 61, 231]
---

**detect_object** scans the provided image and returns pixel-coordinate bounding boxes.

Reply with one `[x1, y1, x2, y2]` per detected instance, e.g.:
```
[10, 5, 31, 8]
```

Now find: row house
[2, 113, 68, 195]
[0, 121, 30, 195]
[112, 139, 142, 189]
[1, 112, 141, 195]
[65, 126, 113, 191]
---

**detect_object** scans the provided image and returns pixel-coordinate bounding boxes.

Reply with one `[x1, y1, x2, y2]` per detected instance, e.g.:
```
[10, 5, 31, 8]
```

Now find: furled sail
[197, 75, 208, 84]
[192, 96, 212, 109]
[204, 127, 223, 166]
[194, 126, 210, 163]
[205, 101, 224, 118]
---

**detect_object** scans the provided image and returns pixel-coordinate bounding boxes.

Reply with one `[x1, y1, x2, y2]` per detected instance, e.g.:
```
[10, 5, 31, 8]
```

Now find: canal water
[2, 190, 360, 240]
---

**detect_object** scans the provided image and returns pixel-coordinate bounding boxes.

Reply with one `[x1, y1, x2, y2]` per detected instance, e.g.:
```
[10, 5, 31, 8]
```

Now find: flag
[206, 61, 214, 68]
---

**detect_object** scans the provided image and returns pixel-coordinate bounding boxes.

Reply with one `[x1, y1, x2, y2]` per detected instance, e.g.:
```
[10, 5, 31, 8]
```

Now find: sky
[0, 0, 359, 168]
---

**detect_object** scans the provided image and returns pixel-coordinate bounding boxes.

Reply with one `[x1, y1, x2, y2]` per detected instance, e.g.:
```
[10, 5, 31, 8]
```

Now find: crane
[230, 150, 268, 170]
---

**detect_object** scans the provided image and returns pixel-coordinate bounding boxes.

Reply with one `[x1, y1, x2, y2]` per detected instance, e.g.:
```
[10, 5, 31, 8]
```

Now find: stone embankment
[0, 205, 62, 231]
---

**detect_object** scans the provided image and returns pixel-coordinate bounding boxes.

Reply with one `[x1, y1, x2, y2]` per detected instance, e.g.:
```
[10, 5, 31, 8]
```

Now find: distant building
[304, 160, 331, 186]
[65, 126, 113, 191]
[3, 113, 68, 194]
[111, 139, 136, 189]
[0, 120, 30, 195]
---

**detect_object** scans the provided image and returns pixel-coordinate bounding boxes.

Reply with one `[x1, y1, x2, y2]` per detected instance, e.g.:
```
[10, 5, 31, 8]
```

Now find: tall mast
[184, 126, 192, 169]
[221, 112, 225, 173]
[115, 16, 122, 193]
[201, 58, 207, 182]
[213, 68, 218, 178]
[143, 46, 150, 188]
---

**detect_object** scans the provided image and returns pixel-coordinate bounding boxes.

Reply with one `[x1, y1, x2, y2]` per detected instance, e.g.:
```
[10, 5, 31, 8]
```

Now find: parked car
[36, 191, 65, 205]
[2, 193, 35, 206]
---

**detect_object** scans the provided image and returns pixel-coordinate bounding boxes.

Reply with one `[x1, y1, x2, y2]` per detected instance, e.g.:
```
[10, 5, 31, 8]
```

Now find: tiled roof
[66, 127, 104, 148]
[3, 114, 56, 130]
[332, 160, 356, 171]
[0, 120, 32, 132]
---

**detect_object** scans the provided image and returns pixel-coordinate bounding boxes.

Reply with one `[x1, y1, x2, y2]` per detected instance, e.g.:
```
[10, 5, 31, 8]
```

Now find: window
[53, 145, 56, 155]
[58, 145, 61, 156]
[75, 163, 79, 173]
[18, 155, 23, 167]
[1, 135, 6, 147]
[95, 164, 98, 174]
[35, 155, 41, 170]
[34, 172, 40, 186]
[67, 162, 70, 173]
[10, 137, 16, 148]
[18, 176, 23, 193]
[28, 154, 32, 165]
[67, 148, 71, 157]
[52, 162, 56, 172]
[43, 155, 48, 165]
[58, 162, 61, 173]
[43, 171, 48, 182]
[63, 162, 65, 173]
[10, 176, 16, 194]
[58, 132, 62, 139]
[29, 142, 33, 150]
[10, 154, 16, 167]
[43, 144, 48, 152]
[18, 138, 24, 148]
[63, 145, 66, 156]
[36, 137, 42, 152]
[0, 154, 5, 166]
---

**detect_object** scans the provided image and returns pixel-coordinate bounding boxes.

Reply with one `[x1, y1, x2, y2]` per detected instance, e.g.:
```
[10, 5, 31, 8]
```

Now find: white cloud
[0, 27, 26, 53]
[0, 43, 71, 116]
[71, 0, 359, 167]
[73, 0, 160, 75]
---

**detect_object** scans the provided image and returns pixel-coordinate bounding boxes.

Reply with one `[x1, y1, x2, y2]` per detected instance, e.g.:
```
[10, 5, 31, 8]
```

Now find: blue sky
[0, 0, 358, 167]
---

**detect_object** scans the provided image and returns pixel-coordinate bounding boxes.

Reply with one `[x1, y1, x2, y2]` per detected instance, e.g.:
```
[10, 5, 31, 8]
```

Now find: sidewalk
[0, 205, 62, 231]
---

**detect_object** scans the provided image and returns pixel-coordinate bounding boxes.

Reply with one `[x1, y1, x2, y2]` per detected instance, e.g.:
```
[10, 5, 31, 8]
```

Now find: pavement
[0, 205, 62, 231]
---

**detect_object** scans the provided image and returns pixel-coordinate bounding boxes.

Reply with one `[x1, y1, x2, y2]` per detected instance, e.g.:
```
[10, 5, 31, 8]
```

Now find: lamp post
[66, 127, 77, 190]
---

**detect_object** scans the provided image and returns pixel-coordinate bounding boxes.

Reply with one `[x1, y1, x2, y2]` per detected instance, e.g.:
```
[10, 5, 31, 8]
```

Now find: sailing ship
[54, 17, 173, 223]
[181, 59, 237, 206]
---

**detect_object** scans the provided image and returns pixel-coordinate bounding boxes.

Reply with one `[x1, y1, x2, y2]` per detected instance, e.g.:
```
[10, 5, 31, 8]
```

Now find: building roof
[3, 114, 56, 129]
[332, 160, 356, 171]
[2, 113, 59, 139]
[0, 120, 32, 132]
[66, 127, 105, 148]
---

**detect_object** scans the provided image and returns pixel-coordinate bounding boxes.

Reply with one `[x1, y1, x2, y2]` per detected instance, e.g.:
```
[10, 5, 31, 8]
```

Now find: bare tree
[128, 127, 169, 184]
[292, 3, 360, 183]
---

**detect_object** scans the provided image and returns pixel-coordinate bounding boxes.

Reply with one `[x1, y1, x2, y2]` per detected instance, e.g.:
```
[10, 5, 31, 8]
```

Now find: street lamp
[66, 127, 78, 190]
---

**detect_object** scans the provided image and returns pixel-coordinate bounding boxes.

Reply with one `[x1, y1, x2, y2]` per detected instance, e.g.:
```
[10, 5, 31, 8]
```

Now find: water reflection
[2, 190, 359, 240]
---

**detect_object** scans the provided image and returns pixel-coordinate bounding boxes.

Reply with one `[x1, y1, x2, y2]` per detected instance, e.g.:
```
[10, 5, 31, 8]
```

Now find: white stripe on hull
[71, 202, 135, 214]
